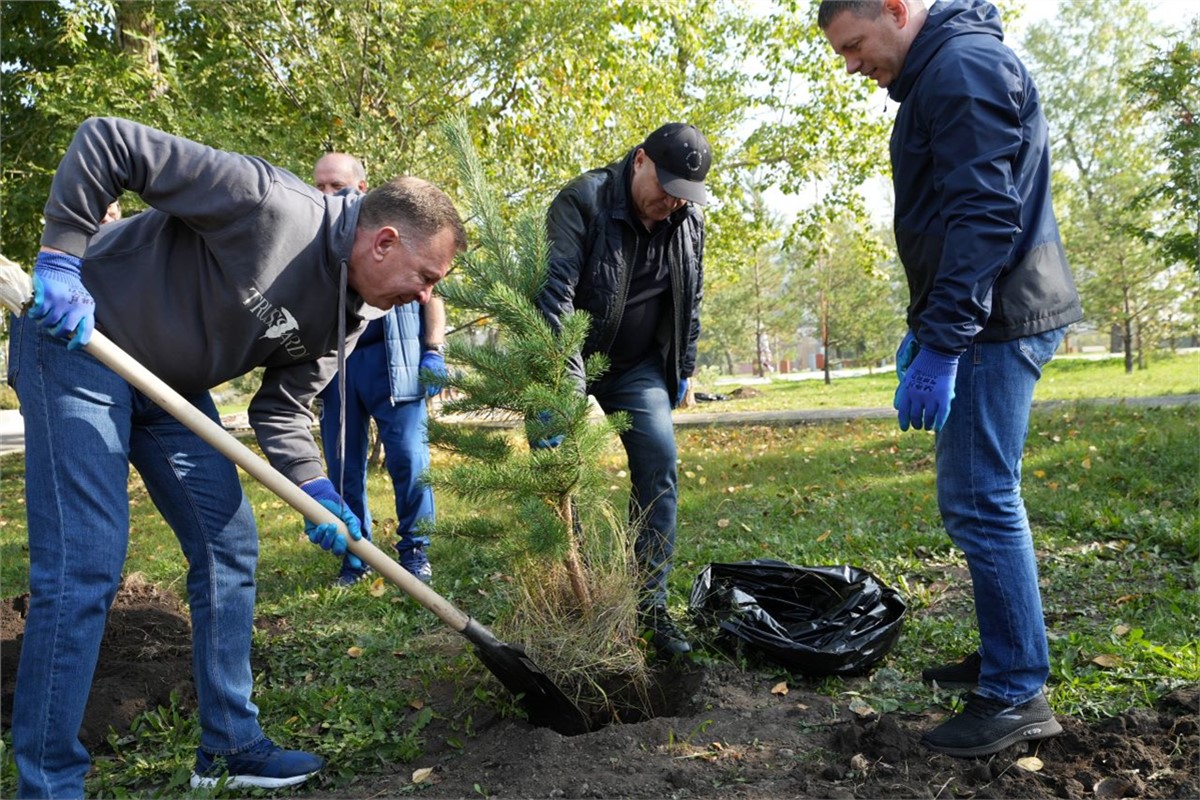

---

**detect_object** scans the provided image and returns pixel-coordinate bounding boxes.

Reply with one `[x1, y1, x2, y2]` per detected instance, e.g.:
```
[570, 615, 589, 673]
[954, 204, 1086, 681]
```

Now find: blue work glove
[674, 377, 689, 408]
[28, 251, 95, 351]
[528, 410, 564, 449]
[893, 346, 960, 432]
[895, 331, 918, 382]
[419, 349, 447, 397]
[300, 478, 364, 569]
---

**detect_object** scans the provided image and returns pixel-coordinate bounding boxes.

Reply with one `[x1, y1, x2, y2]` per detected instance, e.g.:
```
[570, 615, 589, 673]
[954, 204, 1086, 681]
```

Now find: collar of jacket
[324, 191, 367, 325]
[888, 0, 1004, 104]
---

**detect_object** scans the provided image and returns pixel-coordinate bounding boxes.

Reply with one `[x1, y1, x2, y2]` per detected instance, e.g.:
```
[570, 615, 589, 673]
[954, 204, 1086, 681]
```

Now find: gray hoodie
[41, 117, 366, 484]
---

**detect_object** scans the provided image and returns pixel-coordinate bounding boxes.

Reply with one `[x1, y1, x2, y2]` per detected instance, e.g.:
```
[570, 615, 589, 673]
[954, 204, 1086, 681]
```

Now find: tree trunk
[560, 496, 592, 611]
[1123, 288, 1134, 374]
[115, 1, 167, 98]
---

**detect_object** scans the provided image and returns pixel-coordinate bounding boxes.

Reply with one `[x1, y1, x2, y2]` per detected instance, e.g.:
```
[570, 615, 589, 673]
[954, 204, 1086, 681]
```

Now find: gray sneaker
[922, 691, 1062, 757]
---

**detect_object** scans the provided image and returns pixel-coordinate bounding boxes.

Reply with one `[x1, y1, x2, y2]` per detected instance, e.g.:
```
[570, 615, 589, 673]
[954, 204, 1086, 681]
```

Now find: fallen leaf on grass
[369, 578, 387, 597]
[1091, 654, 1123, 669]
[411, 767, 434, 785]
[409, 699, 425, 710]
[848, 697, 877, 718]
[717, 518, 730, 529]
[771, 681, 788, 696]
[347, 646, 363, 658]
[1113, 624, 1131, 636]
[1016, 756, 1044, 772]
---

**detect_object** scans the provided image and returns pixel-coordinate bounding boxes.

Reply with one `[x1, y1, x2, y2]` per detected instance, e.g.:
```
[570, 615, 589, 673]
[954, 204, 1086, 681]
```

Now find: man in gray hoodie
[8, 117, 465, 798]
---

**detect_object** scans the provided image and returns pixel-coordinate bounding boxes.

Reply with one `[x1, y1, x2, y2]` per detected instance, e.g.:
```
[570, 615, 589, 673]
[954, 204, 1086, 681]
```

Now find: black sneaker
[922, 691, 1062, 757]
[638, 605, 692, 658]
[922, 651, 983, 689]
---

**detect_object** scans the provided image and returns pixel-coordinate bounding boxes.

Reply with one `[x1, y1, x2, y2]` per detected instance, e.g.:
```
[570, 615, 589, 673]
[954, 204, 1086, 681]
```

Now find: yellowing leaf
[347, 646, 363, 658]
[1016, 756, 1044, 772]
[816, 530, 832, 542]
[848, 697, 876, 718]
[409, 698, 425, 710]
[1113, 624, 1131, 636]
[1091, 654, 1122, 669]
[1033, 469, 1046, 479]
[369, 578, 387, 597]
[1080, 457, 1092, 470]
[771, 681, 788, 696]
[411, 767, 434, 785]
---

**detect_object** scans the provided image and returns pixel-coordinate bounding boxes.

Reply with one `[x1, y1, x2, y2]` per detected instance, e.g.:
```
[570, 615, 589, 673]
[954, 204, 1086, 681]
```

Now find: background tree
[788, 212, 899, 383]
[1123, 19, 1200, 275]
[1022, 0, 1183, 371]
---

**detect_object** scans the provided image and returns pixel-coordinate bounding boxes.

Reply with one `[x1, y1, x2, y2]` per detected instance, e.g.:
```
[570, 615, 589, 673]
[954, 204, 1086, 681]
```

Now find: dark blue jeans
[8, 316, 265, 799]
[590, 357, 678, 607]
[935, 327, 1066, 705]
[318, 340, 433, 553]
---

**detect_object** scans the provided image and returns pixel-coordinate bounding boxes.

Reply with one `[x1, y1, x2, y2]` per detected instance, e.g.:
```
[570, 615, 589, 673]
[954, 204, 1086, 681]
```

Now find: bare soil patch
[2, 582, 1196, 799]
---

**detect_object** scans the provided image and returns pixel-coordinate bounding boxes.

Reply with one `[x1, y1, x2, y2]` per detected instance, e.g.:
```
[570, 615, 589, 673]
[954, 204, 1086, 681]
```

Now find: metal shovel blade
[462, 619, 591, 736]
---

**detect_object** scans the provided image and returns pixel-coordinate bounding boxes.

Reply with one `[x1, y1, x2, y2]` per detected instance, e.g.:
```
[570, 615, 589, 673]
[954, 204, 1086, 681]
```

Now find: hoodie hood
[889, 0, 1004, 103]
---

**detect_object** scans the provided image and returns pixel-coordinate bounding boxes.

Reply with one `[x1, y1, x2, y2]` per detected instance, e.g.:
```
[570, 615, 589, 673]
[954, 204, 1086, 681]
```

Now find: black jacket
[539, 150, 704, 402]
[888, 0, 1082, 354]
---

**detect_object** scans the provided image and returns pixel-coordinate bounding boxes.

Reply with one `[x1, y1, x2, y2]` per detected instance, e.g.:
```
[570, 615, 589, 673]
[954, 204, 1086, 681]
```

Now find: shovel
[0, 254, 590, 736]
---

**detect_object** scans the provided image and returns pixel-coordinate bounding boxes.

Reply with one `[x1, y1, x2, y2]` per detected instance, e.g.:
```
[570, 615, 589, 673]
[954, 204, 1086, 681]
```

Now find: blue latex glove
[419, 350, 447, 397]
[528, 410, 564, 449]
[674, 377, 689, 409]
[28, 251, 95, 351]
[300, 478, 364, 569]
[895, 331, 918, 382]
[894, 346, 960, 432]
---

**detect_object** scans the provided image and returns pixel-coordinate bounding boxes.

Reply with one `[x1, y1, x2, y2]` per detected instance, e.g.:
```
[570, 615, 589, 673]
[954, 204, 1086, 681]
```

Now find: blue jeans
[590, 357, 678, 607]
[8, 317, 265, 799]
[935, 328, 1066, 705]
[318, 341, 433, 557]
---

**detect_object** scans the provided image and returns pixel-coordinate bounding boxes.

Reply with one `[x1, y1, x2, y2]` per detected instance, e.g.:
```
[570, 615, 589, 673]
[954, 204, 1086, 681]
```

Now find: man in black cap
[537, 123, 711, 657]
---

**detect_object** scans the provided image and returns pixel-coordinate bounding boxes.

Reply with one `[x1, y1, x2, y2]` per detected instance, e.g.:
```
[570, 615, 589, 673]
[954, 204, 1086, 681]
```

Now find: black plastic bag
[688, 560, 907, 676]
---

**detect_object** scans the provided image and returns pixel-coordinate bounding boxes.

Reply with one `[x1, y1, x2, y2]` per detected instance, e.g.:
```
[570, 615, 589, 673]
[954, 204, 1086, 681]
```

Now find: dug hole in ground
[1, 575, 1196, 799]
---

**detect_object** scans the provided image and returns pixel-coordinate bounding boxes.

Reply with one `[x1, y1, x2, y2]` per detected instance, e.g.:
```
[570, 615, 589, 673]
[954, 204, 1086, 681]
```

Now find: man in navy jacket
[820, 0, 1081, 757]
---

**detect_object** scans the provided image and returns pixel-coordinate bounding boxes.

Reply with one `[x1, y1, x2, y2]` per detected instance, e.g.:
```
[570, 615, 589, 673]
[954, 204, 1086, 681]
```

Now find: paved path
[2, 395, 1195, 456]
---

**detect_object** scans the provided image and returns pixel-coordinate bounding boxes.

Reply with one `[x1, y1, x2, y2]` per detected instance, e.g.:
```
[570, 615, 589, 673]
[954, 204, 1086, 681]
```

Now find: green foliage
[1023, 0, 1197, 365]
[1123, 19, 1200, 274]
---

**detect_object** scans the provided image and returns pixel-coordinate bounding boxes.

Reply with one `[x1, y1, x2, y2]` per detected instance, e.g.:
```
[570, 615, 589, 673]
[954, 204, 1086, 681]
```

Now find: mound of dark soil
[2, 581, 1196, 799]
[1, 575, 196, 748]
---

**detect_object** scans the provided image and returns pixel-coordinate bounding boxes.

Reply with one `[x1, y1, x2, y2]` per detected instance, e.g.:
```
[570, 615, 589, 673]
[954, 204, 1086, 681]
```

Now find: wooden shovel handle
[1, 254, 469, 629]
[84, 331, 471, 632]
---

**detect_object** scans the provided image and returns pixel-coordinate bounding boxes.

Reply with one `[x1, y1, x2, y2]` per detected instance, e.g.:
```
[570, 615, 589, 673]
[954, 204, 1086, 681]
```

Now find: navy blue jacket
[539, 150, 704, 401]
[888, 0, 1081, 354]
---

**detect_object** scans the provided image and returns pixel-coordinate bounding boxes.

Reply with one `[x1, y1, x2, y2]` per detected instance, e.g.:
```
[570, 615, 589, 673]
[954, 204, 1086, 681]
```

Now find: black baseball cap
[640, 123, 712, 205]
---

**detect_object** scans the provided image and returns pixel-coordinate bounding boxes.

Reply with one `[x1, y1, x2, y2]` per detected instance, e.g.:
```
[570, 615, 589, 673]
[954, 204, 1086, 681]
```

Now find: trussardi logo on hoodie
[244, 289, 309, 358]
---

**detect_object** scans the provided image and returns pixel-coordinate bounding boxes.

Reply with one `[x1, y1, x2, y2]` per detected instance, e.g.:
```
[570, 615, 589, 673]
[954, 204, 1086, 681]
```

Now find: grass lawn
[0, 355, 1196, 794]
[681, 350, 1200, 414]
